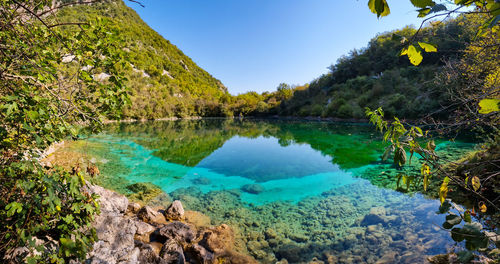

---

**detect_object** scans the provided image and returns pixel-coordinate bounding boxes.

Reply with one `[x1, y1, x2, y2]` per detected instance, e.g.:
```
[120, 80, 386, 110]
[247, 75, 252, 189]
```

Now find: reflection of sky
[197, 136, 341, 182]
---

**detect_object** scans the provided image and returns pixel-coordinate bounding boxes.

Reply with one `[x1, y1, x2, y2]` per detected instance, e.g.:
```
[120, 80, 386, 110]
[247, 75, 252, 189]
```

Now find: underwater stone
[192, 177, 211, 185]
[241, 184, 264, 194]
[199, 224, 234, 253]
[165, 200, 185, 221]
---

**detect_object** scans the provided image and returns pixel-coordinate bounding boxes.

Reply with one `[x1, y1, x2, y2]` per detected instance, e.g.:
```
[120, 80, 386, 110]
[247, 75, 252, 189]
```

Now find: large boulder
[165, 200, 185, 221]
[185, 244, 214, 264]
[87, 213, 137, 263]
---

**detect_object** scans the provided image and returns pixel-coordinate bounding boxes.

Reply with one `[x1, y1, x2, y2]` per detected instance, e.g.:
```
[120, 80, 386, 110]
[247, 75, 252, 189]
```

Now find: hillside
[228, 16, 476, 119]
[56, 0, 230, 119]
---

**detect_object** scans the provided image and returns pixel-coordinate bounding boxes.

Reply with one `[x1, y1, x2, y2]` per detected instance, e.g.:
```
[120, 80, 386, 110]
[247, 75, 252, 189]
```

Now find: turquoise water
[70, 119, 476, 263]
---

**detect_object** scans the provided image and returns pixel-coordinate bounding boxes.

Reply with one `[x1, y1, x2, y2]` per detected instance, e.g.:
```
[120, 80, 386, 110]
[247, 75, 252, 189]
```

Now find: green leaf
[406, 45, 423, 66]
[368, 0, 391, 18]
[478, 98, 499, 114]
[429, 4, 447, 13]
[410, 0, 435, 8]
[451, 227, 465, 242]
[418, 42, 437, 52]
[464, 210, 472, 223]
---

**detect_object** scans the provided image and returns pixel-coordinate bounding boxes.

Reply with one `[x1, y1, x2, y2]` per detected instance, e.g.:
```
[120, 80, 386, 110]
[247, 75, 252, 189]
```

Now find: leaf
[410, 0, 435, 8]
[479, 202, 487, 213]
[464, 210, 472, 223]
[471, 176, 480, 191]
[445, 214, 462, 226]
[368, 0, 391, 18]
[439, 177, 450, 205]
[418, 42, 437, 52]
[478, 98, 499, 114]
[406, 45, 423, 66]
[429, 3, 447, 13]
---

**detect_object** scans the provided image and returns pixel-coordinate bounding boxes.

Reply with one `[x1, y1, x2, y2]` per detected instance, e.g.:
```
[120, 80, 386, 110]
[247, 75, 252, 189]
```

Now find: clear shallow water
[68, 119, 475, 263]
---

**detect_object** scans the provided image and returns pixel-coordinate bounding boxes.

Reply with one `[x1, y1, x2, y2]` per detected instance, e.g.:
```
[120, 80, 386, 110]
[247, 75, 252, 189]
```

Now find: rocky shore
[85, 184, 257, 264]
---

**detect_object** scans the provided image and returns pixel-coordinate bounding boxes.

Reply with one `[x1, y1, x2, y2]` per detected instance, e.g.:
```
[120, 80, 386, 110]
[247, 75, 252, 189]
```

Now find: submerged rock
[241, 184, 264, 194]
[200, 224, 234, 253]
[192, 177, 211, 185]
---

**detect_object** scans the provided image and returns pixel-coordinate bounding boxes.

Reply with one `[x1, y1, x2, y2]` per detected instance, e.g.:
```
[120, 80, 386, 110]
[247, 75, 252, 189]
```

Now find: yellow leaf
[479, 202, 487, 213]
[418, 42, 437, 52]
[471, 176, 480, 191]
[439, 177, 450, 205]
[407, 45, 423, 66]
[478, 98, 500, 114]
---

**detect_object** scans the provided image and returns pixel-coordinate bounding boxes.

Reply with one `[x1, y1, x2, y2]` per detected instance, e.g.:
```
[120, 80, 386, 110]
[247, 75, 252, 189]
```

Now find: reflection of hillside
[102, 119, 386, 170]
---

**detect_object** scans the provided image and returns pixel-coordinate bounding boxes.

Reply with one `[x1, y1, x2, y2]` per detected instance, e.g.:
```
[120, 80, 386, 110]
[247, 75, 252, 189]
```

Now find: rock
[165, 200, 185, 221]
[216, 250, 259, 264]
[264, 228, 278, 239]
[157, 221, 195, 244]
[87, 184, 128, 214]
[134, 220, 156, 243]
[375, 251, 397, 264]
[87, 213, 137, 263]
[160, 240, 185, 264]
[199, 224, 234, 253]
[309, 257, 325, 264]
[128, 202, 141, 214]
[361, 213, 385, 226]
[138, 206, 167, 224]
[369, 206, 386, 216]
[276, 244, 305, 263]
[289, 233, 308, 243]
[135, 241, 168, 264]
[184, 210, 211, 228]
[185, 244, 214, 264]
[192, 177, 211, 185]
[241, 184, 264, 194]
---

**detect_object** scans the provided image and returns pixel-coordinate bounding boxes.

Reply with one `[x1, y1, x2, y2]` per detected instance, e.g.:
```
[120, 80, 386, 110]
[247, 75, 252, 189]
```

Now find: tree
[0, 0, 132, 262]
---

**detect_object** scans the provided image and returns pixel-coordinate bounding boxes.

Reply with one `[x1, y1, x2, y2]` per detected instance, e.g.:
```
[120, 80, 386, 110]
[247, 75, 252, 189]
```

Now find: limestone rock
[88, 184, 128, 214]
[159, 239, 185, 264]
[87, 213, 137, 263]
[165, 200, 185, 221]
[127, 202, 141, 214]
[138, 206, 167, 224]
[376, 251, 397, 264]
[157, 221, 195, 244]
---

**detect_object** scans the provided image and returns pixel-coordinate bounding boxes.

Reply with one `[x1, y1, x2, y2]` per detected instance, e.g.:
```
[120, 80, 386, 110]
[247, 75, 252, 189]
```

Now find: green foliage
[0, 0, 127, 261]
[0, 162, 99, 263]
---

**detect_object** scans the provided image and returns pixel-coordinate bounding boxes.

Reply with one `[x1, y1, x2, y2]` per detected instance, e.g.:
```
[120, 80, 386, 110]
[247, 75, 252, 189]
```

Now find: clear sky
[125, 0, 424, 95]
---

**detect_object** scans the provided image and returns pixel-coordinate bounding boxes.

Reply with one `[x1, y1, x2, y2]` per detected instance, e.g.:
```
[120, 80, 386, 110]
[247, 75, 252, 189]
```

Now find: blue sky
[126, 1, 424, 94]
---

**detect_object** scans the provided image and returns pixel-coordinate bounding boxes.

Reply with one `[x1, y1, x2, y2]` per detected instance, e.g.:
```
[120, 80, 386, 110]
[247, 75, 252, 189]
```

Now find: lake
[63, 119, 475, 263]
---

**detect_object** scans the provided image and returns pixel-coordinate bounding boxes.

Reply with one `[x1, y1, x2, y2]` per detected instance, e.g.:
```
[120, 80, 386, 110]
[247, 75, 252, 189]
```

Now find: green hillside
[273, 17, 474, 119]
[56, 0, 230, 119]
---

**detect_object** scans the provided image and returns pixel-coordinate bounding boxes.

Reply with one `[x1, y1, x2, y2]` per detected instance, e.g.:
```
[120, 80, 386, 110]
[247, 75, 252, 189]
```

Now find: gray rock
[127, 202, 141, 214]
[135, 241, 168, 264]
[138, 206, 166, 224]
[185, 244, 214, 264]
[87, 184, 128, 214]
[361, 213, 385, 226]
[160, 240, 186, 264]
[157, 221, 195, 244]
[165, 200, 185, 221]
[86, 213, 137, 263]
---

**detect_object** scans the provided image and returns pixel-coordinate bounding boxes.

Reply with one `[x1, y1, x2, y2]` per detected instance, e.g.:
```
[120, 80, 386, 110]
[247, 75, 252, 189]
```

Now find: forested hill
[266, 17, 476, 119]
[57, 0, 230, 119]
